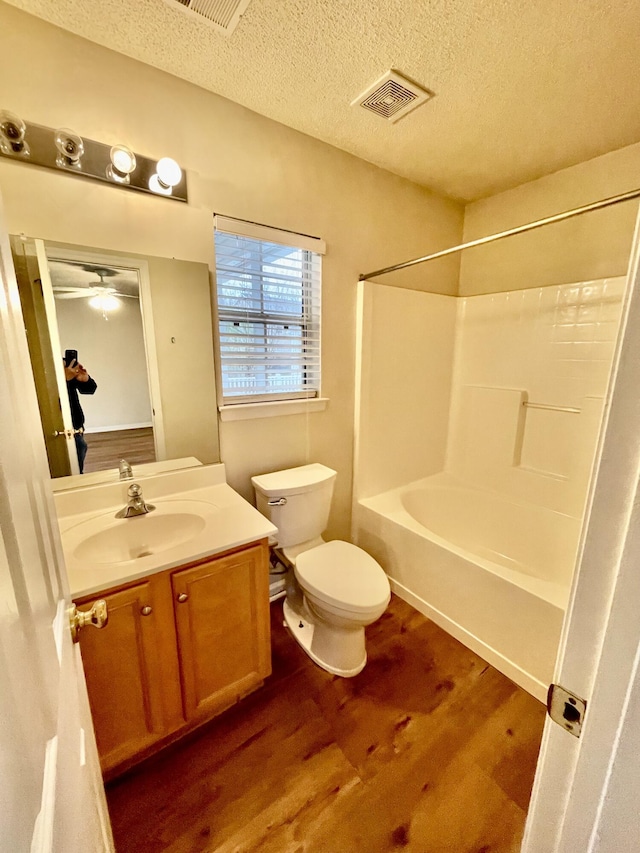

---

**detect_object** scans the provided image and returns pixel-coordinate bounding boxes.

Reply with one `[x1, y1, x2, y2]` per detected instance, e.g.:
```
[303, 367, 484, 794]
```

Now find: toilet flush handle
[268, 497, 287, 506]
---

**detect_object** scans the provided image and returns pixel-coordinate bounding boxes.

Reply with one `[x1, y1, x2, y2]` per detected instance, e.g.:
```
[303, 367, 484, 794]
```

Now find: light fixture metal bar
[359, 188, 640, 281]
[0, 118, 188, 203]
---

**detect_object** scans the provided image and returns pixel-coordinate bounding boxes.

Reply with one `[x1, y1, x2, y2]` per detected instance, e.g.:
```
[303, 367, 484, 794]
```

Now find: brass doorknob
[69, 599, 108, 643]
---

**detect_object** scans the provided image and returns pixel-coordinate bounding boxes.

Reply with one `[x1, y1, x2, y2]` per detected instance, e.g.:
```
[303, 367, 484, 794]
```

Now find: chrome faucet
[115, 483, 156, 518]
[119, 459, 133, 480]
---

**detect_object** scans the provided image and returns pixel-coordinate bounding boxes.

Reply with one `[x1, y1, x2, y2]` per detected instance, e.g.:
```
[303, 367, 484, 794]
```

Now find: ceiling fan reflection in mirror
[50, 261, 139, 317]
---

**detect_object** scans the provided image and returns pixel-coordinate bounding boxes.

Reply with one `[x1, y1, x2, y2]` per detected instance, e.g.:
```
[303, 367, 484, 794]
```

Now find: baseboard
[85, 422, 153, 434]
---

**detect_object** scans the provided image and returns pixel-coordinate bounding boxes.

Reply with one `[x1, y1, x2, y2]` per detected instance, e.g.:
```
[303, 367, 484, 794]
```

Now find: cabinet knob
[176, 592, 189, 603]
[140, 605, 153, 616]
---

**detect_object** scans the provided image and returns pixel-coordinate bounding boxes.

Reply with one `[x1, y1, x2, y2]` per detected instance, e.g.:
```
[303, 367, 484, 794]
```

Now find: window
[214, 216, 323, 406]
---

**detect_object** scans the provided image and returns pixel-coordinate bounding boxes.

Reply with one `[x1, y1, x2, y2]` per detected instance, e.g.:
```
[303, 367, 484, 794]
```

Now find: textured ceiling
[5, 0, 640, 201]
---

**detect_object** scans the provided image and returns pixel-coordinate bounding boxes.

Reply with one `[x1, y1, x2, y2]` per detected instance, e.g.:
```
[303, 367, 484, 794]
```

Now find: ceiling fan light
[89, 293, 121, 312]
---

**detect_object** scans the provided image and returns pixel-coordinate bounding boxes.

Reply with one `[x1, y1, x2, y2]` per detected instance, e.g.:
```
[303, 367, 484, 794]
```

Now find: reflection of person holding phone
[64, 349, 97, 474]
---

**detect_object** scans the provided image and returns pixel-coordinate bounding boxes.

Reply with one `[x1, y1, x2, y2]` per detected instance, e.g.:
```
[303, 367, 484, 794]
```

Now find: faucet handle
[119, 459, 133, 479]
[127, 483, 143, 498]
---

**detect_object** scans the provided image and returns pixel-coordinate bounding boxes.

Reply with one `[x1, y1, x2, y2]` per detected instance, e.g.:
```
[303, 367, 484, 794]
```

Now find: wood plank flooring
[106, 595, 546, 853]
[83, 427, 155, 473]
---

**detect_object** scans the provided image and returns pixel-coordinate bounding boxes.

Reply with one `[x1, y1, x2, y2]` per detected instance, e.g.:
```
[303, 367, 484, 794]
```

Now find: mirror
[49, 252, 154, 475]
[11, 236, 221, 485]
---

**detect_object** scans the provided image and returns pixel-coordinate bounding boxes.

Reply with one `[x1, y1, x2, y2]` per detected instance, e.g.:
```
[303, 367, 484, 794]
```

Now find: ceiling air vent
[163, 0, 253, 35]
[351, 70, 433, 123]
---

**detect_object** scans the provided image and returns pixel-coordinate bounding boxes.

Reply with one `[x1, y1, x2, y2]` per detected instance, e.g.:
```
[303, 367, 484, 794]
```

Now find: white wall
[0, 3, 463, 539]
[55, 295, 152, 431]
[355, 283, 457, 498]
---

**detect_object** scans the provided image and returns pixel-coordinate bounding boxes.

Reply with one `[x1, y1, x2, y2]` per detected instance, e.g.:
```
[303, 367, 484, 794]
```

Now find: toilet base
[283, 598, 367, 677]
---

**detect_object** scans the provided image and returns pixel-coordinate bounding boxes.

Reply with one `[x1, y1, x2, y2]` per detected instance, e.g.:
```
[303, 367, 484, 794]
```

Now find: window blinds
[214, 218, 323, 404]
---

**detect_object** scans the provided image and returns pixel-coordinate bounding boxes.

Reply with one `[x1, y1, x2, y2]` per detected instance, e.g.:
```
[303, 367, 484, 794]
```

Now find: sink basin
[69, 500, 215, 565]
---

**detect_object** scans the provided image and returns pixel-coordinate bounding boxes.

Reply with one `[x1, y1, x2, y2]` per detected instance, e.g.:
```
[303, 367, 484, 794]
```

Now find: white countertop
[51, 456, 204, 493]
[55, 463, 277, 599]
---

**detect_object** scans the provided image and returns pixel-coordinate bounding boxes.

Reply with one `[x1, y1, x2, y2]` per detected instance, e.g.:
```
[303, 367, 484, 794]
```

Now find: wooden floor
[106, 595, 546, 853]
[84, 427, 155, 473]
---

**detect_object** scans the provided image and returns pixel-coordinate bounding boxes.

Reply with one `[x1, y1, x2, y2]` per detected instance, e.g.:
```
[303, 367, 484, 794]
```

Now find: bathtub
[353, 472, 580, 701]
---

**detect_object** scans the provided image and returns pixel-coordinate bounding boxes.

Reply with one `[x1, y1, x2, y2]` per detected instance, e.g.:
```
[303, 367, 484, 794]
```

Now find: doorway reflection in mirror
[51, 258, 156, 474]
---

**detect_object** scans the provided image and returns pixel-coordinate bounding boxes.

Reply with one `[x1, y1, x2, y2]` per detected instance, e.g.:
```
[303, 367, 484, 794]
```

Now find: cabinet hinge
[547, 683, 587, 738]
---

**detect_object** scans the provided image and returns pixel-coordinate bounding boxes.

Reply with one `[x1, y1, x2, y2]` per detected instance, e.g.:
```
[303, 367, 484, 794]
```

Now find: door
[522, 204, 640, 850]
[0, 195, 113, 850]
[10, 234, 79, 477]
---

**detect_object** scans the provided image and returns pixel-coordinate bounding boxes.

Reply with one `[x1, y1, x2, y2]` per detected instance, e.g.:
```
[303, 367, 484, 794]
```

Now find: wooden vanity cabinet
[75, 540, 271, 777]
[172, 545, 272, 721]
[75, 572, 183, 774]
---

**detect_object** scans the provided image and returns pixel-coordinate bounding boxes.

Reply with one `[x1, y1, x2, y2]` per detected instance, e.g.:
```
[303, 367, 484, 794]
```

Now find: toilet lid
[295, 540, 390, 613]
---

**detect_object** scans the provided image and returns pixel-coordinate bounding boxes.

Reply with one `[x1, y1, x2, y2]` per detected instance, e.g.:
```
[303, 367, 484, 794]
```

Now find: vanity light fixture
[0, 110, 30, 157]
[149, 157, 182, 196]
[54, 127, 85, 170]
[0, 110, 188, 203]
[107, 145, 137, 184]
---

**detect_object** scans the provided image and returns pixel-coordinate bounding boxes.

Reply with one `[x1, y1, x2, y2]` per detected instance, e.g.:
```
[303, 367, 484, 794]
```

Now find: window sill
[218, 397, 329, 422]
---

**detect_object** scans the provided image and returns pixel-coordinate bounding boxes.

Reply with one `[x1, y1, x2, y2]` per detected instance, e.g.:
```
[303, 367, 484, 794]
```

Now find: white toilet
[252, 463, 390, 677]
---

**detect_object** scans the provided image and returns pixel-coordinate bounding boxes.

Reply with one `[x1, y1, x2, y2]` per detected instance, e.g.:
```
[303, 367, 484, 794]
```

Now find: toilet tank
[251, 464, 337, 548]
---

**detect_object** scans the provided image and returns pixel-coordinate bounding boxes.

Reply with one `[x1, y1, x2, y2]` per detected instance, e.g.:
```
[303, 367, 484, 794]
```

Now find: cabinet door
[77, 579, 177, 772]
[172, 543, 271, 720]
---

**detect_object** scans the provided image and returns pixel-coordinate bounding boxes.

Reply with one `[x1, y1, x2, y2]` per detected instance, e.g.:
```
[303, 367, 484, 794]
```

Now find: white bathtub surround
[448, 278, 626, 518]
[354, 276, 626, 700]
[355, 283, 457, 499]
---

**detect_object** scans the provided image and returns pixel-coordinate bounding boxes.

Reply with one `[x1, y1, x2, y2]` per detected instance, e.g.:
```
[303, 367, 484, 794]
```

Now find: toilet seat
[295, 540, 390, 614]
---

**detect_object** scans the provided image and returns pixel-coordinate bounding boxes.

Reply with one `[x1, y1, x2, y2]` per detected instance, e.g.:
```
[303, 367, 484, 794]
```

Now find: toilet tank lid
[251, 463, 337, 496]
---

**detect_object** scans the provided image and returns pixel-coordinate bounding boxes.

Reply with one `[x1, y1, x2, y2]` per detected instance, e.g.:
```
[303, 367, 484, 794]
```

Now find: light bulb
[156, 157, 182, 187]
[148, 174, 172, 196]
[0, 110, 29, 157]
[107, 145, 136, 184]
[89, 293, 121, 312]
[54, 128, 84, 169]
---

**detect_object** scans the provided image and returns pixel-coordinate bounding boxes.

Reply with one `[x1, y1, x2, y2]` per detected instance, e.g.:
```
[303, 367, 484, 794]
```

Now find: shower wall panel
[355, 283, 457, 499]
[447, 277, 626, 516]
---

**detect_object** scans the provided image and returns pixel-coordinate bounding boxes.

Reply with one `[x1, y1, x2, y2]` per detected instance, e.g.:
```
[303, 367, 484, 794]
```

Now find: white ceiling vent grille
[351, 70, 433, 123]
[163, 0, 252, 35]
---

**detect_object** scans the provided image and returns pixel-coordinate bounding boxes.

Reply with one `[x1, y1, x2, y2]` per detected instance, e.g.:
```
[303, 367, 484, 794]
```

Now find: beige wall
[460, 143, 640, 296]
[0, 3, 463, 538]
[55, 295, 152, 431]
[145, 256, 219, 463]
